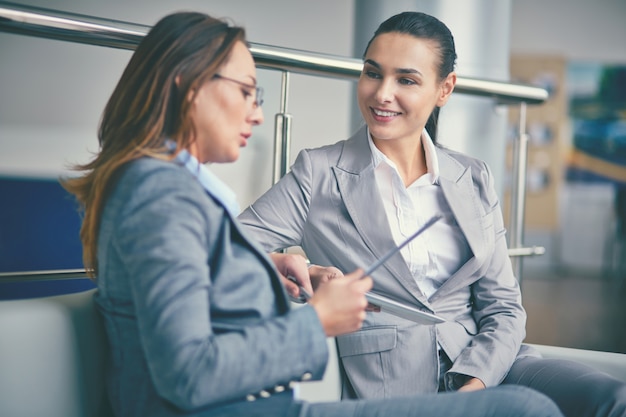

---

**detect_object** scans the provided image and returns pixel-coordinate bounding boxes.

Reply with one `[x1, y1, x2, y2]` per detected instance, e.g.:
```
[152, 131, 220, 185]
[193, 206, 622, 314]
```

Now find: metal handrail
[0, 1, 547, 281]
[0, 269, 87, 283]
[0, 1, 547, 104]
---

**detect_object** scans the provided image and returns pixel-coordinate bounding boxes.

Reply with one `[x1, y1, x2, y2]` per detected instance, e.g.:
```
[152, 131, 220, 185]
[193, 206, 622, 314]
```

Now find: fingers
[309, 265, 344, 290]
[351, 275, 373, 293]
[457, 378, 486, 392]
[309, 273, 373, 337]
[327, 266, 344, 280]
[270, 252, 313, 294]
[281, 276, 300, 298]
[343, 268, 367, 282]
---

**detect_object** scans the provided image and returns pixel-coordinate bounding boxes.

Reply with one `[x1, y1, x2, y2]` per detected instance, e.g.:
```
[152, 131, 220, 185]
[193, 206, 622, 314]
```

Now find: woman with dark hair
[239, 11, 626, 417]
[62, 10, 561, 417]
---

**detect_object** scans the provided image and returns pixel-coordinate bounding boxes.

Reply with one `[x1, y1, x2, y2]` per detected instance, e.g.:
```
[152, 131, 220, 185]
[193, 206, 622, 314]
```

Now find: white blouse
[368, 129, 472, 299]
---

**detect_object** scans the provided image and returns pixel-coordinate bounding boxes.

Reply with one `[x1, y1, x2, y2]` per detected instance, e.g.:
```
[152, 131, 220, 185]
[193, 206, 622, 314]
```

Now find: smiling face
[188, 40, 264, 164]
[357, 32, 455, 145]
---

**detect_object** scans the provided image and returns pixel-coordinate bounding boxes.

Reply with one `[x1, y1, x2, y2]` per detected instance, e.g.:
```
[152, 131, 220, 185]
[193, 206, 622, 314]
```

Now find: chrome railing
[0, 269, 87, 282]
[0, 1, 547, 282]
[0, 2, 547, 101]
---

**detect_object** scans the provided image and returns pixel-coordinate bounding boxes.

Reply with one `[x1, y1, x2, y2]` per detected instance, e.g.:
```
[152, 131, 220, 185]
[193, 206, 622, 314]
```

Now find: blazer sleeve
[239, 148, 314, 251]
[446, 160, 527, 389]
[110, 164, 328, 410]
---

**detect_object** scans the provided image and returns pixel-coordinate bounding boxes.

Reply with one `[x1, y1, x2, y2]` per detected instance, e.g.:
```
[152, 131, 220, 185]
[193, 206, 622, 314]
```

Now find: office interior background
[1, 0, 625, 353]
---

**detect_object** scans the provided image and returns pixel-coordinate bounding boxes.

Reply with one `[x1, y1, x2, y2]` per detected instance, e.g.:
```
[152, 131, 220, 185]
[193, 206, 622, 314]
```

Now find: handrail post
[272, 71, 293, 255]
[272, 71, 292, 184]
[508, 101, 529, 284]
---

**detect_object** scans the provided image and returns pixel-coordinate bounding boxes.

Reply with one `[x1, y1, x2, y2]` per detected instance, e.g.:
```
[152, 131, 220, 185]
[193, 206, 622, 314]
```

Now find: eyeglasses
[213, 73, 264, 107]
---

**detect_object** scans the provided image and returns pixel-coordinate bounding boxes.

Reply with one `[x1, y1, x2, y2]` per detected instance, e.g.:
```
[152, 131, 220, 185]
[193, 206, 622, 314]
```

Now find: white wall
[0, 0, 355, 209]
[510, 0, 626, 63]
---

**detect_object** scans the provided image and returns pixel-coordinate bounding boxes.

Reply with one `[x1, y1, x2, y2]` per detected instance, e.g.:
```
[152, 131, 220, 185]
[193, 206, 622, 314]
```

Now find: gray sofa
[0, 288, 624, 417]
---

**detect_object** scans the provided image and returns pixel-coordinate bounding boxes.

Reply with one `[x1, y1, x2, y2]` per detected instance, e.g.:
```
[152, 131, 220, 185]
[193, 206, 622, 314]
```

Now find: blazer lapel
[332, 127, 430, 306]
[430, 149, 489, 302]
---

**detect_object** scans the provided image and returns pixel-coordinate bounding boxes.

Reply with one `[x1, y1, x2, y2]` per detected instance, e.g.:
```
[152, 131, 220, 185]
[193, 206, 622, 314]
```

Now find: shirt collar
[367, 128, 440, 184]
[166, 140, 240, 216]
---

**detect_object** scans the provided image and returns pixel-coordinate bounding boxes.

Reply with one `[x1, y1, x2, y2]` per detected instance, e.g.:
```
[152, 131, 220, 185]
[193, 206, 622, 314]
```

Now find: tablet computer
[365, 291, 446, 325]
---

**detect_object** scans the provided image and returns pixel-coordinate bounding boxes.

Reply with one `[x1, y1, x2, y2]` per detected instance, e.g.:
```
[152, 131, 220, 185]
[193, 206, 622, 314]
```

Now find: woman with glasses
[239, 11, 626, 417]
[62, 11, 563, 417]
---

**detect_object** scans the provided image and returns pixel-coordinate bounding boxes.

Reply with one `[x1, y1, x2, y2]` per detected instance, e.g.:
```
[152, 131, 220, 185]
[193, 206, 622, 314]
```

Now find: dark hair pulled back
[364, 12, 457, 142]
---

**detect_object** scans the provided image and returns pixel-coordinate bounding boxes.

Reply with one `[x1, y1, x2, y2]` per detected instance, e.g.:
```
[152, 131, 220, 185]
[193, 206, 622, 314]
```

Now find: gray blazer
[95, 157, 329, 417]
[239, 126, 538, 398]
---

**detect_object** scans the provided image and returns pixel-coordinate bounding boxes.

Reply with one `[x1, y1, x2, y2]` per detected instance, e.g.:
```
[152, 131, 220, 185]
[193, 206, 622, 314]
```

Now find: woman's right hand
[308, 269, 372, 337]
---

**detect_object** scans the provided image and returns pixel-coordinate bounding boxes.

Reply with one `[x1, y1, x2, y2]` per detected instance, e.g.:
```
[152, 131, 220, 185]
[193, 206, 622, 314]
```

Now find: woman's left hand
[308, 265, 344, 290]
[269, 252, 312, 300]
[457, 377, 486, 392]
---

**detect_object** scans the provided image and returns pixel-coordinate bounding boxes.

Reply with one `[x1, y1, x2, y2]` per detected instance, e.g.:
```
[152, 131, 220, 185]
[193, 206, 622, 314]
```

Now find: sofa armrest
[528, 343, 626, 382]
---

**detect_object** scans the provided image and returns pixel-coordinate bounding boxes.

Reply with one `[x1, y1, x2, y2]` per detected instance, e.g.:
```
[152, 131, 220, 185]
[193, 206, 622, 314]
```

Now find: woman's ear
[436, 72, 457, 107]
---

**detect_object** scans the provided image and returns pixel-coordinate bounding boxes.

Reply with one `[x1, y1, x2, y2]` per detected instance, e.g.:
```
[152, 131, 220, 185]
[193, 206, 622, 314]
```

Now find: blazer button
[259, 390, 271, 398]
[288, 381, 297, 389]
[301, 372, 312, 381]
[246, 394, 256, 402]
[274, 385, 285, 393]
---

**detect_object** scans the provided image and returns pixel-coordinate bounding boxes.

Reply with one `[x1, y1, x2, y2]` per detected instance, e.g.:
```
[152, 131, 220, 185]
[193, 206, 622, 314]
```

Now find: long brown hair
[62, 12, 245, 277]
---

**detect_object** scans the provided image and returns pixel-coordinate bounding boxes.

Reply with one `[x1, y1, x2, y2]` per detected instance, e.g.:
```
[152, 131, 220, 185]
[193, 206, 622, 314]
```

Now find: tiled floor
[520, 266, 626, 354]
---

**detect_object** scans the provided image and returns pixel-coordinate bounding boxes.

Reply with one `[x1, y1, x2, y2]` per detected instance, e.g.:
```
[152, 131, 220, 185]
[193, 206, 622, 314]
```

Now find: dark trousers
[504, 356, 626, 417]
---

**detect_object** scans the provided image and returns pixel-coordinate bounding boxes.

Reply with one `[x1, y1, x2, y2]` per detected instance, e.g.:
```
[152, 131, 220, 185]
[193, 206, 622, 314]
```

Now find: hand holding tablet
[291, 215, 446, 324]
[358, 215, 445, 324]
